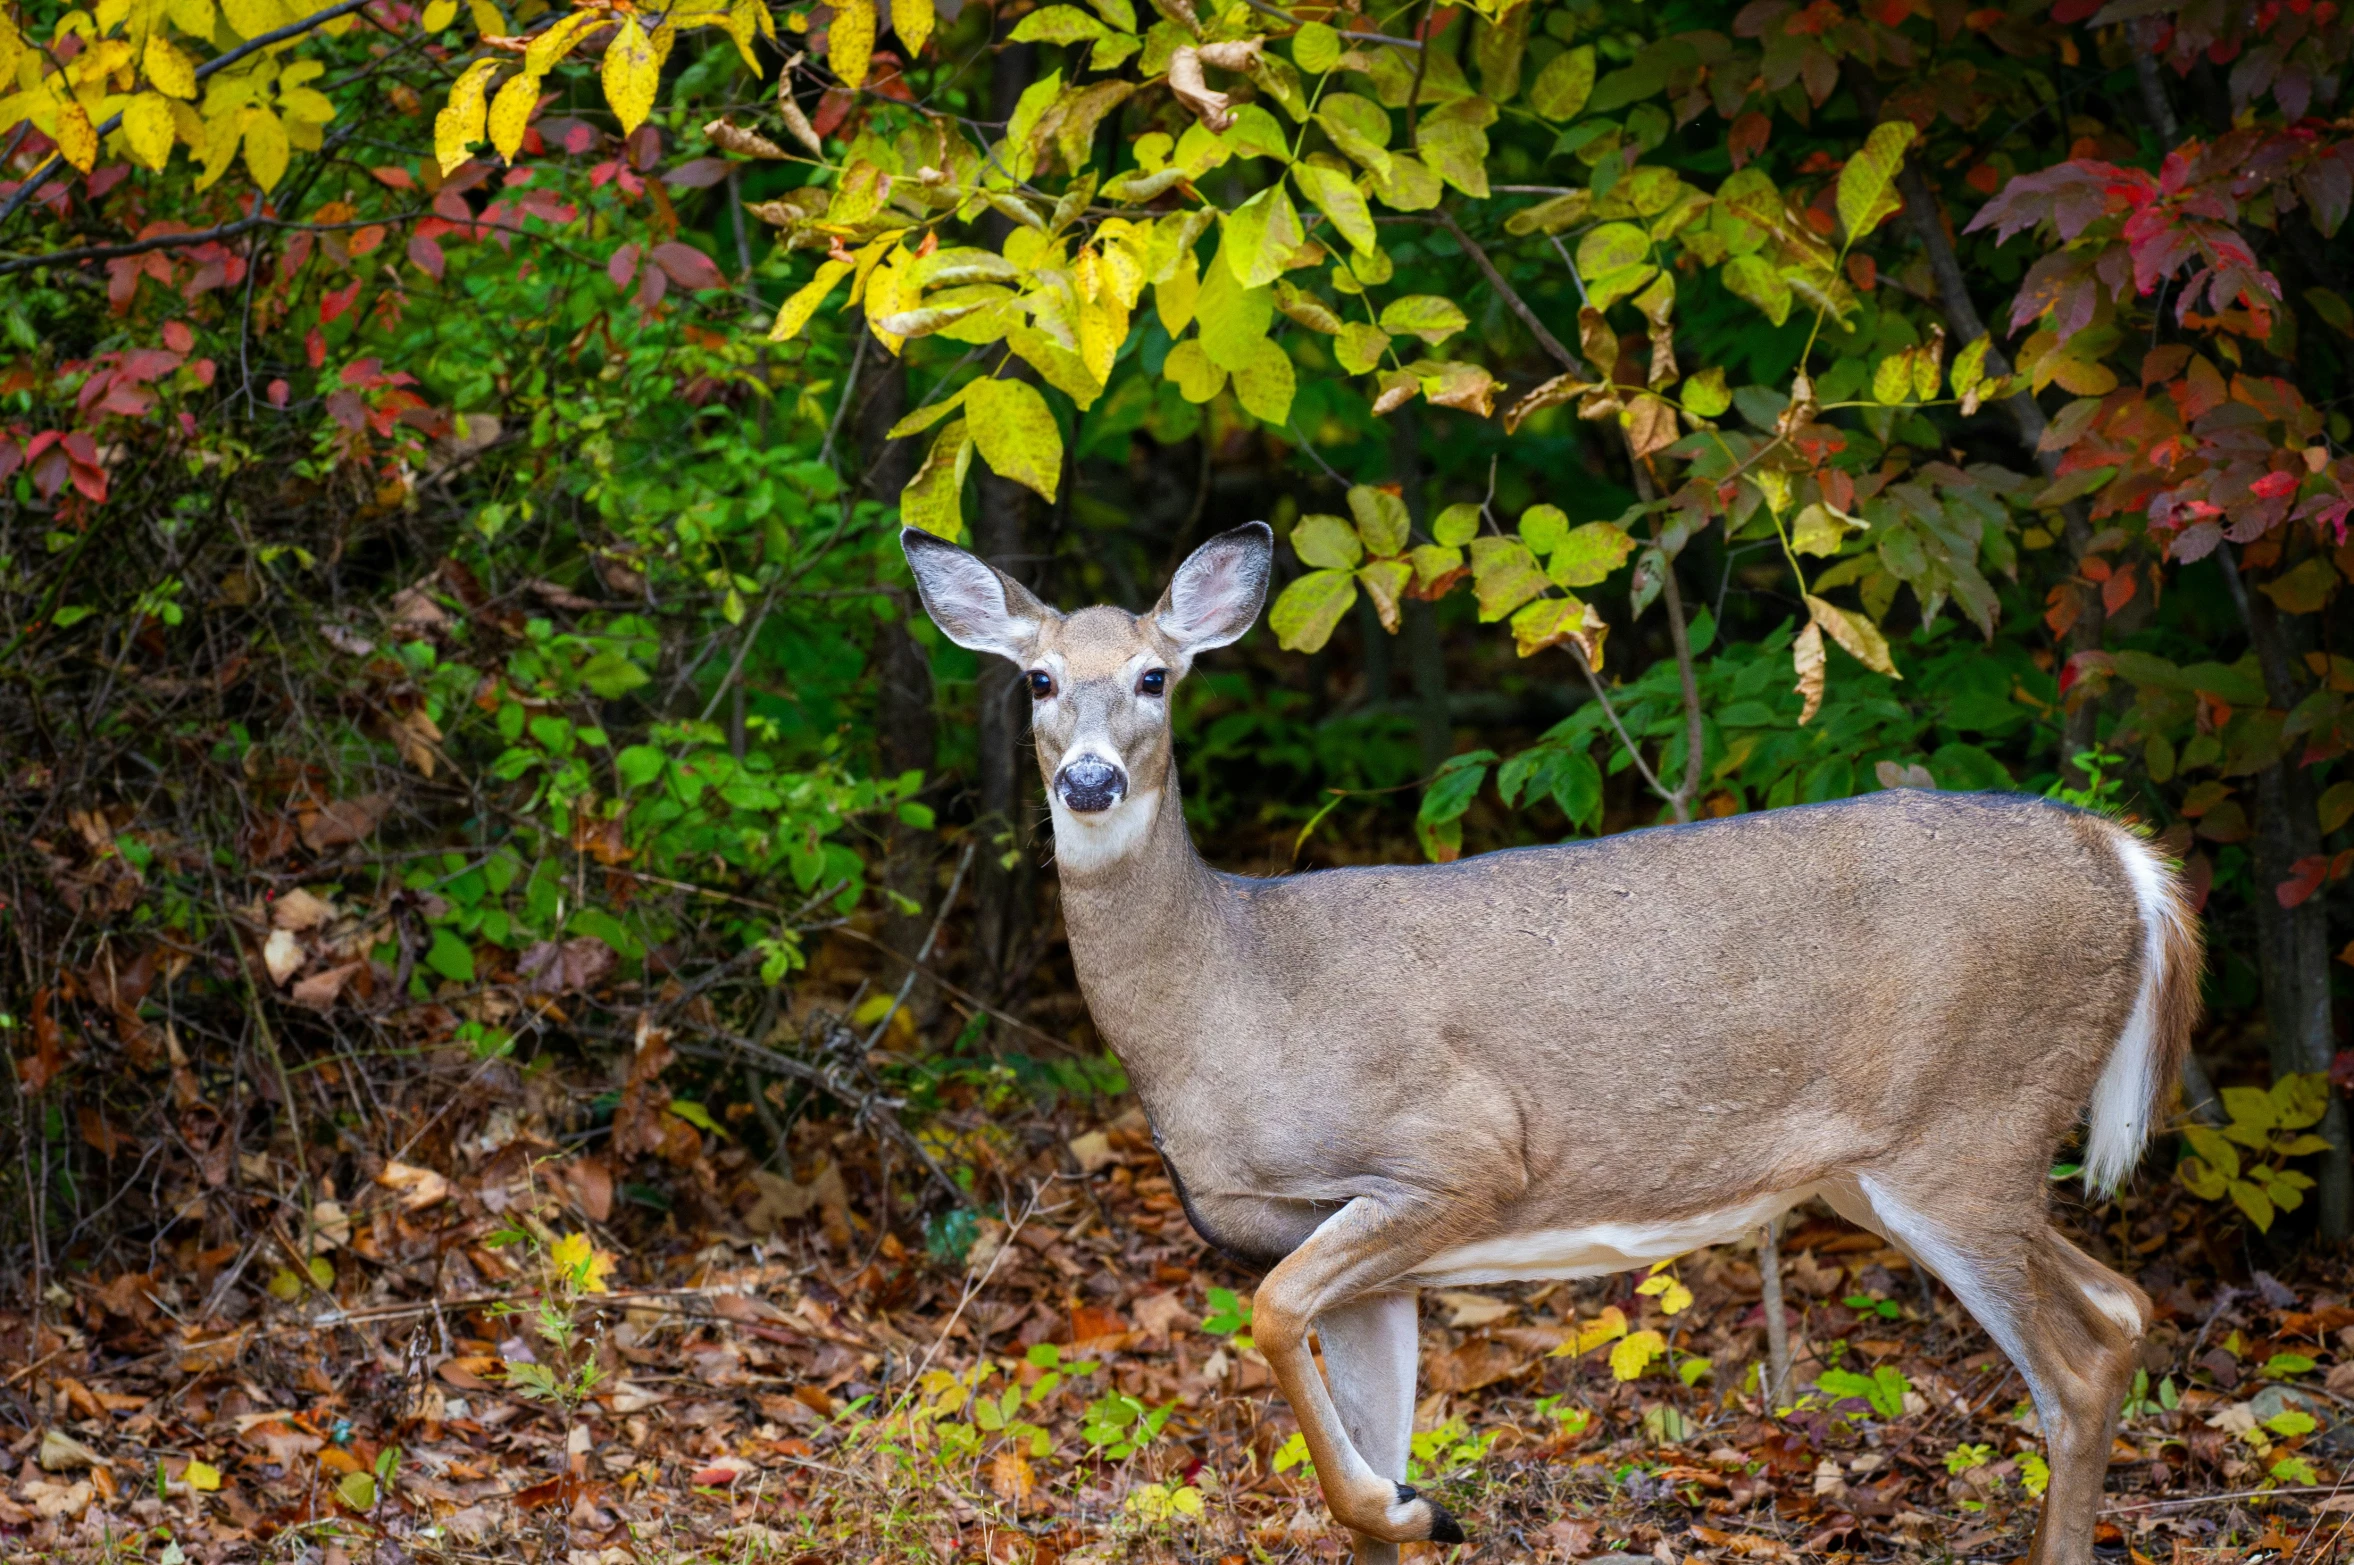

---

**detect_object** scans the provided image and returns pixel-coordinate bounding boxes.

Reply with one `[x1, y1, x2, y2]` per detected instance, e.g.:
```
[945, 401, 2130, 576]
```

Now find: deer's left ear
[1155, 522, 1272, 656]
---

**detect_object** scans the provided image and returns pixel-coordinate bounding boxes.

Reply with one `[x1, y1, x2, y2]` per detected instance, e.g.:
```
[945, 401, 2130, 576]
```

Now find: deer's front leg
[1316, 1290, 1421, 1565]
[1255, 1197, 1469, 1548]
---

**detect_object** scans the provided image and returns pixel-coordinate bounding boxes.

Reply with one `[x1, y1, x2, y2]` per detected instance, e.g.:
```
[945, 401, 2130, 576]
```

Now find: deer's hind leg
[1836, 1173, 2147, 1565]
[1315, 1291, 1421, 1565]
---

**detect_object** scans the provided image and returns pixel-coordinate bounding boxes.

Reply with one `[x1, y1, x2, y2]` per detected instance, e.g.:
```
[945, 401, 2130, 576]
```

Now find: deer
[900, 519, 2202, 1565]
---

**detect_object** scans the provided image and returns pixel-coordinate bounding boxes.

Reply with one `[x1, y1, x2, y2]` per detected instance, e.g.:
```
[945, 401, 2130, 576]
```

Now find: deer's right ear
[900, 528, 1052, 662]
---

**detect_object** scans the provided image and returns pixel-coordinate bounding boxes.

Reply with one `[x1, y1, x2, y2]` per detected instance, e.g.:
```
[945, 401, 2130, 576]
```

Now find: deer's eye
[1138, 668, 1167, 697]
[1027, 670, 1055, 699]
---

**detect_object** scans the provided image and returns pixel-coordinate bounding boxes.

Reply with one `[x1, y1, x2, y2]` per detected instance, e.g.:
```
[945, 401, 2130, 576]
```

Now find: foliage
[2177, 1072, 2332, 1231]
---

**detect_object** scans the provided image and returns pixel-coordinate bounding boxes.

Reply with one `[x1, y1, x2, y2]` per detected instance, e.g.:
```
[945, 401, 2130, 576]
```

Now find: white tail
[903, 523, 2206, 1565]
[2084, 830, 2202, 1195]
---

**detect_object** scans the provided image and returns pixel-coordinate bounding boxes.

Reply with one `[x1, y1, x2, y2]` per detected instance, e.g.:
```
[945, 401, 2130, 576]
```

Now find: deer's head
[900, 523, 1272, 872]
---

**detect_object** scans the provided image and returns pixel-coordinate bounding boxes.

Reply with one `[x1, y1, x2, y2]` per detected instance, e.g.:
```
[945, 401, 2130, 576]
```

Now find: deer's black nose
[1056, 756, 1127, 813]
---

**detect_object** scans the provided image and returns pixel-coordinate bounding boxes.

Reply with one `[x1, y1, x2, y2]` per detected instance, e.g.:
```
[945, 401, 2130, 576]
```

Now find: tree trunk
[2221, 547, 2350, 1240]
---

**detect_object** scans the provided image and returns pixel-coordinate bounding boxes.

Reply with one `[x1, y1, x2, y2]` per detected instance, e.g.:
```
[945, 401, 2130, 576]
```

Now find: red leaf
[162, 320, 193, 353]
[606, 242, 639, 290]
[2279, 854, 2330, 909]
[267, 378, 291, 408]
[407, 233, 446, 280]
[663, 157, 732, 189]
[650, 241, 725, 290]
[371, 165, 416, 189]
[2103, 560, 2138, 614]
[1729, 111, 1771, 170]
[306, 327, 326, 369]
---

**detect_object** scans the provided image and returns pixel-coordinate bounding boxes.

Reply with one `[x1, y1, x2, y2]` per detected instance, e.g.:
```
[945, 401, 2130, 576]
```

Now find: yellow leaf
[220, 0, 284, 39]
[1803, 593, 1899, 678]
[1609, 1328, 1666, 1382]
[899, 418, 974, 539]
[468, 0, 505, 36]
[1793, 618, 1825, 726]
[422, 0, 455, 28]
[600, 16, 659, 137]
[830, 0, 875, 90]
[54, 98, 99, 173]
[167, 0, 215, 33]
[1552, 1304, 1629, 1356]
[722, 0, 767, 71]
[966, 377, 1062, 502]
[122, 92, 176, 170]
[487, 70, 539, 162]
[434, 57, 499, 174]
[769, 259, 851, 341]
[525, 8, 601, 72]
[242, 104, 288, 189]
[890, 0, 933, 61]
[144, 34, 196, 98]
[184, 1460, 222, 1492]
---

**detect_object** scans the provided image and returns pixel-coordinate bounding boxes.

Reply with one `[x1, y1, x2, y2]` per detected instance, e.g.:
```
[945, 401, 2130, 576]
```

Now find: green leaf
[336, 1471, 377, 1511]
[1292, 514, 1364, 569]
[1519, 503, 1569, 555]
[1293, 19, 1340, 73]
[2183, 1126, 2241, 1179]
[2177, 1154, 2230, 1201]
[1230, 337, 1296, 423]
[616, 745, 667, 789]
[667, 1098, 725, 1134]
[1871, 352, 1916, 405]
[967, 378, 1063, 502]
[1683, 365, 1730, 418]
[1348, 485, 1411, 556]
[1721, 254, 1792, 326]
[1009, 5, 1110, 42]
[1269, 569, 1357, 652]
[1163, 339, 1228, 403]
[1415, 117, 1489, 197]
[1548, 523, 1637, 588]
[2264, 1409, 2319, 1437]
[425, 926, 476, 984]
[1291, 160, 1375, 254]
[2264, 1353, 2318, 1378]
[1470, 536, 1547, 621]
[1529, 45, 1594, 120]
[1378, 295, 1468, 345]
[1223, 181, 1306, 290]
[1335, 321, 1392, 374]
[1837, 120, 1917, 243]
[1196, 248, 1275, 371]
[1433, 502, 1482, 546]
[1576, 221, 1649, 279]
[579, 650, 649, 699]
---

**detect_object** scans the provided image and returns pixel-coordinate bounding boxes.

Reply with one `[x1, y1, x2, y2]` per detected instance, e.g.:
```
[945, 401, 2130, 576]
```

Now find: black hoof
[1394, 1483, 1467, 1545]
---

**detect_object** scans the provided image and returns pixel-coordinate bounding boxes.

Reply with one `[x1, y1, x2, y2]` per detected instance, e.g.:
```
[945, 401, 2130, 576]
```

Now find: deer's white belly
[1410, 1188, 1808, 1286]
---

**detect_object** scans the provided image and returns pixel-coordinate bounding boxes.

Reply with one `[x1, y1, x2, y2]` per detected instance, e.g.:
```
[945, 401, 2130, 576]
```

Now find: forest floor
[6, 1068, 2354, 1565]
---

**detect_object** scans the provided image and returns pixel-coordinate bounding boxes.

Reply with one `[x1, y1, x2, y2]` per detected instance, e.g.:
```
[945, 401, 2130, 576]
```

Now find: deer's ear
[901, 529, 1053, 661]
[1156, 522, 1271, 655]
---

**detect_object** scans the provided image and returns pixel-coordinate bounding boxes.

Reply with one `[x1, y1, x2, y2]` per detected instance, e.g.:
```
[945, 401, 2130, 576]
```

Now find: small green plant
[2047, 748, 2129, 813]
[1843, 1291, 1901, 1321]
[1944, 1442, 1993, 1475]
[1818, 1363, 1912, 1420]
[484, 1221, 613, 1434]
[1081, 1387, 1175, 1459]
[2120, 1368, 2181, 1419]
[1410, 1417, 1496, 1480]
[2176, 1073, 2333, 1230]
[1200, 1286, 1252, 1347]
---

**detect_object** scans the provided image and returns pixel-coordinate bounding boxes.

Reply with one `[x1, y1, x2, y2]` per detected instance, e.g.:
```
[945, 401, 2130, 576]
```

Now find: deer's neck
[1052, 781, 1229, 1064]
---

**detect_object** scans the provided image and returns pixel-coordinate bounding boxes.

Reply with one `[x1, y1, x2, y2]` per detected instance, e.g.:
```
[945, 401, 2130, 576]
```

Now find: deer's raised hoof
[1393, 1483, 1465, 1544]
